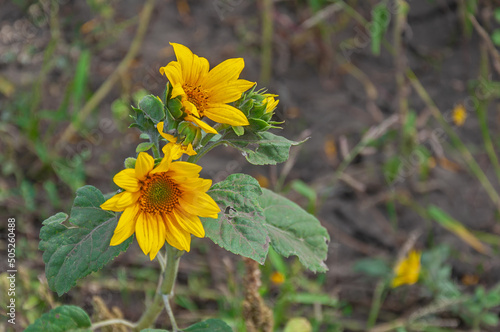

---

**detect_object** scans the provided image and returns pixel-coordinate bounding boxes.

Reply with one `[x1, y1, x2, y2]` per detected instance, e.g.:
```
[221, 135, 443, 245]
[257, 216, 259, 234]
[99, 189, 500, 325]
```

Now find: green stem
[367, 280, 387, 329]
[260, 0, 273, 85]
[407, 69, 500, 210]
[133, 245, 182, 331]
[91, 318, 135, 330]
[188, 140, 226, 164]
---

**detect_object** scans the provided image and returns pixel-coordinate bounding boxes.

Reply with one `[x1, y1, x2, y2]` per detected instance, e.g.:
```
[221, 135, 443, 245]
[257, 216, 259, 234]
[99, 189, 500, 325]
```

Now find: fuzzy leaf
[259, 188, 329, 272]
[25, 305, 91, 332]
[139, 95, 165, 123]
[136, 142, 155, 153]
[39, 186, 132, 296]
[201, 174, 269, 264]
[183, 319, 233, 332]
[223, 131, 304, 165]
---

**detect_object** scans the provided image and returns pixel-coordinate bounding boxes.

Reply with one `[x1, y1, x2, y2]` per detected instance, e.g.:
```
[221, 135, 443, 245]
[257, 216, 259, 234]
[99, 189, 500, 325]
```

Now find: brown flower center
[139, 173, 180, 213]
[183, 83, 209, 116]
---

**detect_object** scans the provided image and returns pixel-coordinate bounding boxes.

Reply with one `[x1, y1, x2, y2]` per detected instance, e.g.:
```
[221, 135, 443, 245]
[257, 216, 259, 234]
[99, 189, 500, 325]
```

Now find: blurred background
[1, 0, 500, 331]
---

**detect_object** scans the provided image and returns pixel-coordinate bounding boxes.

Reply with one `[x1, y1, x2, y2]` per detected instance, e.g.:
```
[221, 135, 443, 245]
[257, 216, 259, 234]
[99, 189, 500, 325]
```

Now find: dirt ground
[1, 0, 500, 331]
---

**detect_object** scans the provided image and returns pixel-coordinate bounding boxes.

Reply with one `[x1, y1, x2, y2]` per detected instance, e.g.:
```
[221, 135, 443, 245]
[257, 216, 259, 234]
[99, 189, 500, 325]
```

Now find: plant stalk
[133, 245, 182, 331]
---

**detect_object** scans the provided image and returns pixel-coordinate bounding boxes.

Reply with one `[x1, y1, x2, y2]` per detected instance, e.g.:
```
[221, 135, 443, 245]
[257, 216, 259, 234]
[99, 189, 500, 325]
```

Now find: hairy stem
[133, 245, 182, 331]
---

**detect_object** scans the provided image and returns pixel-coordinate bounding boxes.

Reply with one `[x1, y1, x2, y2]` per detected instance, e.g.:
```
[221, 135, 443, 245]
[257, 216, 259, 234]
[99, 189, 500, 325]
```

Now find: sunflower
[157, 121, 196, 160]
[100, 151, 220, 259]
[263, 94, 279, 114]
[391, 250, 421, 288]
[159, 43, 255, 134]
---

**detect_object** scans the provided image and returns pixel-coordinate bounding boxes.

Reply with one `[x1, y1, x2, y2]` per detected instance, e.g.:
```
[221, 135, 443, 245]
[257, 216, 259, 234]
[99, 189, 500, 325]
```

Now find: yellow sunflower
[159, 43, 255, 134]
[263, 94, 279, 114]
[157, 121, 196, 160]
[100, 151, 220, 259]
[391, 250, 421, 288]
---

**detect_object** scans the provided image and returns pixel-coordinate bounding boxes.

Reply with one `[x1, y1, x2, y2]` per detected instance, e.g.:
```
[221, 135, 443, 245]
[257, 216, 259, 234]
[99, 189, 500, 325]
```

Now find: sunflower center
[183, 83, 208, 115]
[139, 173, 180, 213]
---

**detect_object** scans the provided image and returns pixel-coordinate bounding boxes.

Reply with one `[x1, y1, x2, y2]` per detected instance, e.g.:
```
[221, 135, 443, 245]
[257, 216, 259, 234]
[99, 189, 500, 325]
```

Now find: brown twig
[469, 14, 500, 76]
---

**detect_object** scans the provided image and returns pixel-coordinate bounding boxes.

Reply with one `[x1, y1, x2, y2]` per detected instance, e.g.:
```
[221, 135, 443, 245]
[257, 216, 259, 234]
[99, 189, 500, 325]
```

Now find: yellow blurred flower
[270, 271, 285, 285]
[452, 104, 467, 126]
[391, 250, 421, 288]
[159, 43, 255, 134]
[157, 122, 196, 160]
[263, 94, 279, 114]
[100, 151, 220, 259]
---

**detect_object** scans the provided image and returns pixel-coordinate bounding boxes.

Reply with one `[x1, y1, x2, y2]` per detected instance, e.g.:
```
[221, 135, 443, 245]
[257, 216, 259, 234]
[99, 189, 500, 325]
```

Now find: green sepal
[136, 142, 155, 153]
[249, 118, 271, 132]
[138, 95, 165, 124]
[167, 97, 184, 119]
[232, 125, 245, 136]
[124, 157, 136, 169]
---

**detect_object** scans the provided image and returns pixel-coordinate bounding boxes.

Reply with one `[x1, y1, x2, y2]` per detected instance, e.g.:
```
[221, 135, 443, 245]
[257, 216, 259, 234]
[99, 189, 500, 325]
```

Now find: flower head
[100, 151, 220, 259]
[263, 94, 279, 114]
[391, 250, 421, 288]
[157, 121, 196, 160]
[160, 43, 255, 134]
[452, 104, 467, 126]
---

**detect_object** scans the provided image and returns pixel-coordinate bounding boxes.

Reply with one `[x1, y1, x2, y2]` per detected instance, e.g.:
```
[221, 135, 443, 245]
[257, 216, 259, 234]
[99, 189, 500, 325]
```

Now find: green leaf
[370, 3, 390, 56]
[183, 318, 233, 332]
[481, 312, 499, 326]
[136, 142, 155, 153]
[353, 258, 391, 277]
[232, 125, 245, 136]
[201, 174, 269, 264]
[492, 29, 500, 47]
[25, 305, 91, 332]
[258, 189, 329, 272]
[223, 131, 304, 165]
[139, 95, 165, 123]
[427, 205, 488, 254]
[39, 186, 132, 295]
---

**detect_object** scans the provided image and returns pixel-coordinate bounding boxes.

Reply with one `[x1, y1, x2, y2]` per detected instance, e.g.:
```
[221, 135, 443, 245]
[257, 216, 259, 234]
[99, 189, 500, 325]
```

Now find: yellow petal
[160, 61, 183, 86]
[209, 79, 255, 104]
[202, 58, 245, 88]
[150, 151, 173, 174]
[163, 213, 191, 252]
[185, 114, 218, 134]
[184, 143, 197, 156]
[168, 161, 202, 177]
[178, 193, 220, 217]
[115, 203, 140, 234]
[110, 204, 139, 246]
[204, 103, 250, 126]
[173, 208, 205, 238]
[191, 55, 209, 85]
[135, 212, 152, 255]
[171, 43, 196, 83]
[135, 152, 154, 180]
[147, 214, 160, 260]
[171, 82, 186, 99]
[162, 143, 183, 160]
[157, 122, 177, 142]
[100, 191, 128, 212]
[183, 100, 200, 118]
[149, 214, 166, 260]
[113, 168, 140, 192]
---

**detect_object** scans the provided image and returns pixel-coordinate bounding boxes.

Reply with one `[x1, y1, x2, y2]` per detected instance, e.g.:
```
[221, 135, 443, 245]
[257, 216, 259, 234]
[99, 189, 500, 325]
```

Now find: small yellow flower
[263, 94, 279, 114]
[100, 151, 220, 259]
[160, 43, 255, 134]
[452, 104, 467, 126]
[157, 122, 196, 160]
[391, 250, 421, 288]
[270, 271, 285, 285]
